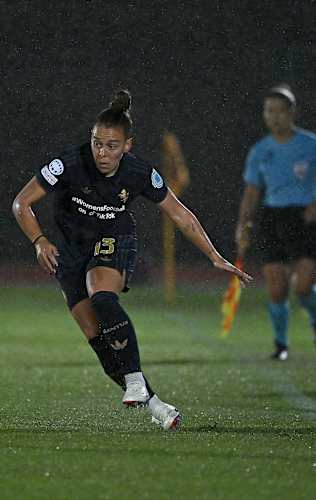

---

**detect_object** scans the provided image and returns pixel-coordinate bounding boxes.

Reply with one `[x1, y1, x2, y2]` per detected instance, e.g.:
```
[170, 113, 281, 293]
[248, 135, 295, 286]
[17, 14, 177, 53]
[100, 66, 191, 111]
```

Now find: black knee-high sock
[89, 334, 155, 396]
[91, 291, 141, 376]
[89, 335, 126, 389]
[89, 291, 154, 397]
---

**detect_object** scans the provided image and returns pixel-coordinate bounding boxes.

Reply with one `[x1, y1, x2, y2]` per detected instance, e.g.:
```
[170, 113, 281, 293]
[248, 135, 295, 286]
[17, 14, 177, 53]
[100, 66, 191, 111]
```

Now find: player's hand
[34, 237, 60, 274]
[213, 258, 253, 287]
[304, 202, 316, 224]
[235, 222, 252, 258]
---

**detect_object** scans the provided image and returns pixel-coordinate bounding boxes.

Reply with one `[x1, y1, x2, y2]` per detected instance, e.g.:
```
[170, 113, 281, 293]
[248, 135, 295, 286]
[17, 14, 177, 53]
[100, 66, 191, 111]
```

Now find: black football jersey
[35, 143, 168, 263]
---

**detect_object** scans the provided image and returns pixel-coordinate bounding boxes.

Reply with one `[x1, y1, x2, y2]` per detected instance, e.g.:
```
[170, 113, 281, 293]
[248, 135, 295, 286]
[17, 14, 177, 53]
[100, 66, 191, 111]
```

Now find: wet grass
[1, 285, 316, 499]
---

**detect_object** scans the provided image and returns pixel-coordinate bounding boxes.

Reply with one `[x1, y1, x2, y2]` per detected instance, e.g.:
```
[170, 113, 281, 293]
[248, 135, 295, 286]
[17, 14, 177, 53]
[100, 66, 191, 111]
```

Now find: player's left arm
[159, 189, 252, 286]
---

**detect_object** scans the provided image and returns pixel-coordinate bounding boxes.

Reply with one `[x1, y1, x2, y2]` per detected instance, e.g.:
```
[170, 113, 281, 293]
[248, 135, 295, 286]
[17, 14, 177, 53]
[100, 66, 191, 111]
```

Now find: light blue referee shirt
[244, 128, 316, 207]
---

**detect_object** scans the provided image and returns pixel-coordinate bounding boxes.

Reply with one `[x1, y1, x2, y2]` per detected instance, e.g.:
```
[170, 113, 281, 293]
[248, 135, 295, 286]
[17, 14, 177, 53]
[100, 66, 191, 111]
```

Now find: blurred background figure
[236, 84, 316, 360]
[160, 131, 190, 303]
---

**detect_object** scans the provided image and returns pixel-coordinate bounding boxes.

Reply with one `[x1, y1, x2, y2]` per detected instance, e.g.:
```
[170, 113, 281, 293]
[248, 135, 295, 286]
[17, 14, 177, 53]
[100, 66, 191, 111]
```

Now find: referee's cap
[266, 84, 297, 107]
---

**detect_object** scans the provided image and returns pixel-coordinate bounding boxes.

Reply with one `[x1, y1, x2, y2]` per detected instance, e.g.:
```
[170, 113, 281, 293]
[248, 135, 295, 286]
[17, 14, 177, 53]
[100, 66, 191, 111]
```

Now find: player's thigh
[86, 266, 125, 296]
[293, 257, 316, 296]
[56, 258, 90, 308]
[71, 297, 100, 340]
[263, 262, 290, 302]
[56, 263, 100, 339]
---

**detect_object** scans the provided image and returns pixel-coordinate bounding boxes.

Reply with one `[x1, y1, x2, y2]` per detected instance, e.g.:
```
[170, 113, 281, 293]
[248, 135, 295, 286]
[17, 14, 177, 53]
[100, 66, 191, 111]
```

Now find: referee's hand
[34, 237, 60, 274]
[304, 202, 316, 224]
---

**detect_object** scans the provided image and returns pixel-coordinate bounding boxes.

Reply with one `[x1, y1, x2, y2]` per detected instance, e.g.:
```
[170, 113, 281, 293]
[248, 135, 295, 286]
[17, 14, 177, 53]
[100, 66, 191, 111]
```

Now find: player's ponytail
[110, 89, 132, 113]
[95, 89, 133, 138]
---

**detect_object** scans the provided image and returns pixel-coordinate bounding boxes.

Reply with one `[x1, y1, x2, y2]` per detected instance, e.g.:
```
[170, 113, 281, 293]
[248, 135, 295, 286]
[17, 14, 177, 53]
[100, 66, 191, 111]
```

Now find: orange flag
[221, 258, 243, 337]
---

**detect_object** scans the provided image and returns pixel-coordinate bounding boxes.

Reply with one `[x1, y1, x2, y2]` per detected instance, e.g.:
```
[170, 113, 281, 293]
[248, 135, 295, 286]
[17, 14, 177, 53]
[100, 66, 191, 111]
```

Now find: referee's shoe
[270, 342, 288, 361]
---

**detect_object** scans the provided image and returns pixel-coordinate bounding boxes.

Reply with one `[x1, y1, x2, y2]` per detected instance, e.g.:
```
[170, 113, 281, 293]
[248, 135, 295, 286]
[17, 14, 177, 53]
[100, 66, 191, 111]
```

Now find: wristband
[32, 234, 45, 245]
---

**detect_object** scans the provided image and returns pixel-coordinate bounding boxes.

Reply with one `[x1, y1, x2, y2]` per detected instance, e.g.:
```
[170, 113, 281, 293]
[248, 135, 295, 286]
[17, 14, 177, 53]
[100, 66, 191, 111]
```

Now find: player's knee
[82, 326, 100, 339]
[90, 290, 119, 317]
[269, 289, 288, 302]
[294, 285, 313, 299]
[293, 274, 313, 297]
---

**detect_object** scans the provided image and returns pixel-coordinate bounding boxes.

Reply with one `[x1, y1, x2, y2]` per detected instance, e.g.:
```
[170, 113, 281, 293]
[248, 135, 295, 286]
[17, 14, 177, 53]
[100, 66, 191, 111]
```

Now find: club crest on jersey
[81, 186, 92, 194]
[151, 168, 163, 189]
[293, 161, 309, 179]
[118, 188, 129, 203]
[48, 158, 64, 176]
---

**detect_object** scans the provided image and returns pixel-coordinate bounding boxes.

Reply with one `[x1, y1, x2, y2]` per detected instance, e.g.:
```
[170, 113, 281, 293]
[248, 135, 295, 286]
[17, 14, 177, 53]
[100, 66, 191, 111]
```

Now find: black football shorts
[56, 234, 138, 310]
[258, 206, 316, 264]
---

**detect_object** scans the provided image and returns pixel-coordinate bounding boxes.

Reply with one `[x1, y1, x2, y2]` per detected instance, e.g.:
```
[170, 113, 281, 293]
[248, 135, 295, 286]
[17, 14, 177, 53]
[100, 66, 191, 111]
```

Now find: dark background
[2, 0, 316, 273]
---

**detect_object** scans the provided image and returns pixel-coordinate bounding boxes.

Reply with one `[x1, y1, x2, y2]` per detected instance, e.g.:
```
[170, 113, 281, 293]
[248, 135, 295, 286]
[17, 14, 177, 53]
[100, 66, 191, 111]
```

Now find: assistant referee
[236, 84, 316, 360]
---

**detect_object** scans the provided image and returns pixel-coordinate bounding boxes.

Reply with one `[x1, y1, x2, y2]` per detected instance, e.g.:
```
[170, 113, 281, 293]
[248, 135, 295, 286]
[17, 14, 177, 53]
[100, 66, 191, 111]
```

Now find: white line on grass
[259, 368, 316, 422]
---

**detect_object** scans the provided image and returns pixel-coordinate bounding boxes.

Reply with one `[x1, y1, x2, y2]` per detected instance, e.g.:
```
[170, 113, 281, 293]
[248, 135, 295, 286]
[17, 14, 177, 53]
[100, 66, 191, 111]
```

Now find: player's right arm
[12, 177, 59, 274]
[235, 184, 261, 256]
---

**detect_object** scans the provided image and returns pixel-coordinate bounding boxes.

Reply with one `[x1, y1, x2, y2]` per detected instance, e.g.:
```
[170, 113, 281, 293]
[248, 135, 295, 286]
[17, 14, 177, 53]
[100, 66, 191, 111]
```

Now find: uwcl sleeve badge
[48, 159, 64, 176]
[151, 168, 163, 189]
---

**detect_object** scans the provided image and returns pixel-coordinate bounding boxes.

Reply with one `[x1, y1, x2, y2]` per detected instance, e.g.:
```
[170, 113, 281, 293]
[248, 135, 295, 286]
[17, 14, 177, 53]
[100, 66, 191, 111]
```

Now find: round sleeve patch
[151, 168, 163, 189]
[48, 158, 64, 176]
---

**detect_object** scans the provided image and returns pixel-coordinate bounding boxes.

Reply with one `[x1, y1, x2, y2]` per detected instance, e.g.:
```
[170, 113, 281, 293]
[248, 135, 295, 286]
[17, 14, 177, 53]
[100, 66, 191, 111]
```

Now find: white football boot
[122, 372, 150, 407]
[148, 395, 181, 430]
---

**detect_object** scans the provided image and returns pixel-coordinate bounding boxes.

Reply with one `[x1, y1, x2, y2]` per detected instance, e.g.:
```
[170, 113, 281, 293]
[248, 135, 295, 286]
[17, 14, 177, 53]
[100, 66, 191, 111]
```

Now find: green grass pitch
[1, 285, 316, 499]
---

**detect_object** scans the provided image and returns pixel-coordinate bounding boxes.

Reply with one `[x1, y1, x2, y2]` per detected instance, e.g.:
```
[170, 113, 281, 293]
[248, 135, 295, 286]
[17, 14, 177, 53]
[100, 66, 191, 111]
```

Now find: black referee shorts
[258, 206, 316, 265]
[56, 234, 138, 310]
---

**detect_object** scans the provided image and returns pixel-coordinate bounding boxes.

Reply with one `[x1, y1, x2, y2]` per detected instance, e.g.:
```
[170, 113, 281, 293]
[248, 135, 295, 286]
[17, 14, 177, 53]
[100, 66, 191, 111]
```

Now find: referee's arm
[238, 184, 261, 227]
[304, 199, 316, 223]
[235, 184, 261, 256]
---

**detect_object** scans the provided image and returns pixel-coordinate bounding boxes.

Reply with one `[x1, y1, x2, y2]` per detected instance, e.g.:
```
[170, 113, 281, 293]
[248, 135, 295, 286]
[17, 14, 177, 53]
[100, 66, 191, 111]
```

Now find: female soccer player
[236, 84, 316, 360]
[13, 89, 251, 429]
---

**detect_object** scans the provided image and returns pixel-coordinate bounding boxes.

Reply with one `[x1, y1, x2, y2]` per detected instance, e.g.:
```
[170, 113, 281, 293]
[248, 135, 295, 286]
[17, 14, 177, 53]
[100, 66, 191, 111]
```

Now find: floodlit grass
[1, 285, 316, 500]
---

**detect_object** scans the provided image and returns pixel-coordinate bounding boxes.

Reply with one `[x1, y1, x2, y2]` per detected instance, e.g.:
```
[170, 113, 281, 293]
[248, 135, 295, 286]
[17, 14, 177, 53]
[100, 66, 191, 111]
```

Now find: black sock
[89, 335, 126, 389]
[89, 332, 155, 396]
[91, 291, 141, 376]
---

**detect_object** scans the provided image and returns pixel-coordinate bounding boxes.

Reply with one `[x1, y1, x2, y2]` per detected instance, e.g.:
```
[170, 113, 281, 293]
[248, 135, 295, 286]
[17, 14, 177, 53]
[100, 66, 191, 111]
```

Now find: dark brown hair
[95, 89, 133, 137]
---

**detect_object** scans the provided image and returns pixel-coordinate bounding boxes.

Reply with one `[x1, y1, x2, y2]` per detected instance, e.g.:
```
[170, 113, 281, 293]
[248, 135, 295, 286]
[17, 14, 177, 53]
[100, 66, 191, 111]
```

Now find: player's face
[91, 125, 132, 176]
[263, 97, 294, 135]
